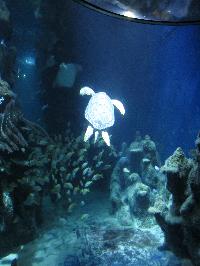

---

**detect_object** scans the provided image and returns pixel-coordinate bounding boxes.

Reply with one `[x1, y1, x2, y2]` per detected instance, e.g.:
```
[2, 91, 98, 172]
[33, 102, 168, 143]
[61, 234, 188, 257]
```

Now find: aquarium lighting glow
[0, 39, 6, 46]
[0, 96, 4, 104]
[24, 56, 35, 66]
[122, 10, 137, 19]
[75, 0, 200, 24]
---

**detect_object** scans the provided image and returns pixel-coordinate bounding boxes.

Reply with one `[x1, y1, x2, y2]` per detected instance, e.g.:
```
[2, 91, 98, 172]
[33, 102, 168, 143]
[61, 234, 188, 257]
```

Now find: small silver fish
[154, 165, 160, 171]
[66, 152, 74, 160]
[64, 183, 73, 190]
[41, 104, 48, 111]
[81, 162, 88, 169]
[2, 192, 13, 217]
[93, 155, 98, 161]
[81, 188, 90, 195]
[87, 168, 93, 177]
[92, 174, 103, 181]
[72, 167, 79, 177]
[96, 161, 103, 168]
[85, 181, 93, 187]
[83, 167, 89, 175]
[123, 167, 130, 173]
[68, 203, 76, 213]
[66, 173, 71, 180]
[80, 201, 85, 206]
[102, 164, 111, 170]
[81, 213, 89, 220]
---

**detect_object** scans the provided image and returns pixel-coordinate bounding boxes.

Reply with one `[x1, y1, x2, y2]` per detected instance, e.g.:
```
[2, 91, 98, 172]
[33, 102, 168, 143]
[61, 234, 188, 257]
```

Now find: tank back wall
[7, 0, 42, 123]
[0, 1, 200, 264]
[59, 0, 200, 158]
[4, 0, 200, 157]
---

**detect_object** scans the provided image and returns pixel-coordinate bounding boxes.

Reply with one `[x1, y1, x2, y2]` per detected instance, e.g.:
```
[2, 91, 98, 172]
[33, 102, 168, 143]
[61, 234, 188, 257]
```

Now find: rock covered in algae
[155, 133, 200, 266]
[110, 132, 165, 228]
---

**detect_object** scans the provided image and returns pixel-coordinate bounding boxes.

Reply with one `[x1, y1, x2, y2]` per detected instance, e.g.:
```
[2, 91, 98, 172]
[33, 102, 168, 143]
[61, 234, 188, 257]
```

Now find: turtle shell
[85, 92, 114, 130]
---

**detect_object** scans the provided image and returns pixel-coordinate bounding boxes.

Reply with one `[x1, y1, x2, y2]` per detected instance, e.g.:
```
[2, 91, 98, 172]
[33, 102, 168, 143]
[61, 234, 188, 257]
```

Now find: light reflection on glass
[75, 0, 200, 23]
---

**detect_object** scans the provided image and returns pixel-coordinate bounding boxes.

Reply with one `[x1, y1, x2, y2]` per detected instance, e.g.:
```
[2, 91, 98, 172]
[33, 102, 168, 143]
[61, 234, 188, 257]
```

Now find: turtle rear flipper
[94, 131, 99, 143]
[84, 125, 94, 142]
[112, 99, 125, 115]
[102, 131, 110, 146]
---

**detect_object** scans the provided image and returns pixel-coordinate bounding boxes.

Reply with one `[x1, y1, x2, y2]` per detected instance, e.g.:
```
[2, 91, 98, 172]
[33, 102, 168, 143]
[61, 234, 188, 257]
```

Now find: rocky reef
[0, 79, 50, 254]
[154, 133, 200, 265]
[110, 132, 166, 227]
[0, 79, 30, 153]
[110, 131, 200, 265]
[0, 81, 117, 255]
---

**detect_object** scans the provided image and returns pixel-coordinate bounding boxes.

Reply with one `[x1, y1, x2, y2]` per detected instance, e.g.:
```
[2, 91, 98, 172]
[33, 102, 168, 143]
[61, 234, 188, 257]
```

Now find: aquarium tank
[0, 0, 200, 265]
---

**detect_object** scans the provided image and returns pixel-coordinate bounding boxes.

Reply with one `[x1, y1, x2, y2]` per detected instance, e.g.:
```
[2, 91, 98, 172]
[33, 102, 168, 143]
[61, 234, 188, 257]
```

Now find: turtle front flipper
[80, 86, 95, 96]
[84, 125, 94, 142]
[112, 99, 125, 115]
[102, 131, 110, 146]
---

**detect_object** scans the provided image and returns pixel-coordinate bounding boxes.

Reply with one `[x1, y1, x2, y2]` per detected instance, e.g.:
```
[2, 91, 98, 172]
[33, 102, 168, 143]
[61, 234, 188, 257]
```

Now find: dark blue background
[63, 1, 200, 159]
[9, 0, 200, 160]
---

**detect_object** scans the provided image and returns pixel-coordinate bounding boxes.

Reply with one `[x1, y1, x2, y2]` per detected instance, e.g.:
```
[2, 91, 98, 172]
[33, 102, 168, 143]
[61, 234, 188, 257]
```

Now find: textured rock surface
[17, 191, 182, 266]
[110, 133, 165, 227]
[156, 133, 200, 265]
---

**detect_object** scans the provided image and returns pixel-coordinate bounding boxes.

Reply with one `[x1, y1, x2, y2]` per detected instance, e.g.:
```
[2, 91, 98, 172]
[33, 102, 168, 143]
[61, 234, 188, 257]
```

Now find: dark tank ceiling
[74, 0, 200, 24]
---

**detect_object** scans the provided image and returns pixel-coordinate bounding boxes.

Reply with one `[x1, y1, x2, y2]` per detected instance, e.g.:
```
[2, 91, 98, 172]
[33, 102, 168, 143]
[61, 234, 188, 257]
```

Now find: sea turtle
[80, 86, 125, 146]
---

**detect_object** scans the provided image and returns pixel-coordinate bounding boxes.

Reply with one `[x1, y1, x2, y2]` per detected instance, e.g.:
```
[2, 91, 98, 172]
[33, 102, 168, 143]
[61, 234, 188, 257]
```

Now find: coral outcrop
[110, 132, 165, 226]
[155, 133, 200, 265]
[0, 79, 29, 153]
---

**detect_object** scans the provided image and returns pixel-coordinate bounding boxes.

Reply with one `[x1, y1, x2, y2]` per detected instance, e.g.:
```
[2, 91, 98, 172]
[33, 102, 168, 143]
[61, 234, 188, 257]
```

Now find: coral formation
[0, 78, 50, 154]
[155, 133, 200, 265]
[110, 131, 165, 226]
[0, 79, 28, 153]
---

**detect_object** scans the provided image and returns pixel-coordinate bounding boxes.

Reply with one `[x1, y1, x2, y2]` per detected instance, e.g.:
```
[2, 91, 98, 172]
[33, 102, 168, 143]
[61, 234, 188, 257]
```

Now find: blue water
[3, 2, 199, 265]
[8, 0, 42, 123]
[57, 0, 200, 158]
[10, 0, 200, 158]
